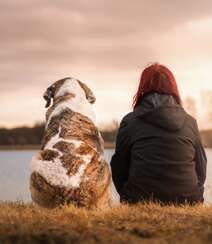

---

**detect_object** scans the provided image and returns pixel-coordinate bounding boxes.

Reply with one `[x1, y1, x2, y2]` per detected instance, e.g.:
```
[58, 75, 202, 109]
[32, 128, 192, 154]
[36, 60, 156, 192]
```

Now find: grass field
[0, 202, 212, 243]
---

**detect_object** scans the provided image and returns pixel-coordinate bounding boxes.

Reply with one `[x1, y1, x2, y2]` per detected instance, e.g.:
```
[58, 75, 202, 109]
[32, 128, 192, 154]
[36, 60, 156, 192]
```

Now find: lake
[0, 149, 212, 203]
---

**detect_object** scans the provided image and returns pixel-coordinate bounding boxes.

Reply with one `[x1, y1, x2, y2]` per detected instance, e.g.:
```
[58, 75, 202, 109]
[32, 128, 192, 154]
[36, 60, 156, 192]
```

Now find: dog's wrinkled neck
[46, 88, 96, 128]
[55, 78, 86, 100]
[53, 93, 76, 105]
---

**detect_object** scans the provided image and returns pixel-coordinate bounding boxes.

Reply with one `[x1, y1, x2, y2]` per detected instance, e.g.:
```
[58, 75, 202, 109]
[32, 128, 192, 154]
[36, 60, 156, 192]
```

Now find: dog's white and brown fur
[30, 77, 119, 209]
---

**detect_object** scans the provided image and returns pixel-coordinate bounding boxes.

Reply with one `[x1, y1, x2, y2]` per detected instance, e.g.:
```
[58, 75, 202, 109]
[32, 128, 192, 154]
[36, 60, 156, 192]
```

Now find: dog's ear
[43, 85, 56, 108]
[77, 80, 96, 104]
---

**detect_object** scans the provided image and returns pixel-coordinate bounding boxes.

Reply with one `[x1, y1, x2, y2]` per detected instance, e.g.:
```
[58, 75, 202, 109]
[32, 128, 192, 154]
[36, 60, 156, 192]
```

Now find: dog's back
[30, 78, 116, 208]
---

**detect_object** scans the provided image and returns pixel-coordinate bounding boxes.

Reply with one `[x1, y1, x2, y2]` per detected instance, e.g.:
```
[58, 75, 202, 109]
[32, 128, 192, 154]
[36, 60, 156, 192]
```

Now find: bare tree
[184, 97, 197, 118]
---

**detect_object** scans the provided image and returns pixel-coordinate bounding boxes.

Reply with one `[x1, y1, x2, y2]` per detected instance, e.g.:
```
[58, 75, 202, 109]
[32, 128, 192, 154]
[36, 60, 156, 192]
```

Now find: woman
[110, 63, 207, 205]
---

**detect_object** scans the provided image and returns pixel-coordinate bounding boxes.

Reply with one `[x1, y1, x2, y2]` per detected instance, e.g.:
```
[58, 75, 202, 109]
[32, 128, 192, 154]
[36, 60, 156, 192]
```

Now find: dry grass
[0, 202, 212, 244]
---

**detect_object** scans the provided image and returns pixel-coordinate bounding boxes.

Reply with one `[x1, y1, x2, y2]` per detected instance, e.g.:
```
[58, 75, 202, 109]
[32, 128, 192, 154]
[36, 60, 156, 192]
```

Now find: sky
[0, 0, 212, 129]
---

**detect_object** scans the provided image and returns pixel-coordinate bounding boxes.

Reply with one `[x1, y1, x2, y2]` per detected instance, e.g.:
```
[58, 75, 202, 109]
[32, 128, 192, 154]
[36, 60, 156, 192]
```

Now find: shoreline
[0, 142, 115, 151]
[0, 144, 211, 150]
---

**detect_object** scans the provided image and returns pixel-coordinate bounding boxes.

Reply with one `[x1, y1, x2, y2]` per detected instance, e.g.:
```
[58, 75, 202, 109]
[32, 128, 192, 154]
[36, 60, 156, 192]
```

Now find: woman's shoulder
[183, 110, 198, 128]
[119, 112, 139, 132]
[121, 112, 135, 124]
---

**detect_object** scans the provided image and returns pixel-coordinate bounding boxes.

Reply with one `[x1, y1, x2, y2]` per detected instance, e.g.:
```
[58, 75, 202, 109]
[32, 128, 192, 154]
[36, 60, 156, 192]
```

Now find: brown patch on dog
[52, 77, 70, 96]
[42, 109, 73, 149]
[75, 142, 92, 155]
[57, 110, 104, 155]
[40, 149, 59, 161]
[41, 121, 60, 150]
[77, 80, 96, 104]
[53, 140, 83, 175]
[53, 141, 75, 154]
[83, 152, 101, 179]
[30, 172, 65, 208]
[53, 92, 75, 104]
[62, 159, 111, 209]
[43, 77, 70, 108]
[62, 180, 98, 208]
[53, 141, 90, 176]
[89, 160, 112, 208]
[60, 154, 83, 176]
[45, 92, 75, 124]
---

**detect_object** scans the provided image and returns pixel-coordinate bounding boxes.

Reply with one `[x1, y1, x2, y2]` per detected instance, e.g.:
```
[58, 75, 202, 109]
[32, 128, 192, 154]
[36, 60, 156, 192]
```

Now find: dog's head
[43, 77, 96, 108]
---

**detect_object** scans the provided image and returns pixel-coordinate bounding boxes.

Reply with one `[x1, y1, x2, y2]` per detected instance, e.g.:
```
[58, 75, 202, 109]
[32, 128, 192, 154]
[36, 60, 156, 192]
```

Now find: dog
[30, 77, 119, 209]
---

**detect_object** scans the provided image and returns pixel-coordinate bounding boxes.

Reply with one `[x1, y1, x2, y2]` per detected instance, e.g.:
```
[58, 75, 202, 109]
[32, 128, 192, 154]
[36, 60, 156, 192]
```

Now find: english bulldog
[30, 77, 119, 209]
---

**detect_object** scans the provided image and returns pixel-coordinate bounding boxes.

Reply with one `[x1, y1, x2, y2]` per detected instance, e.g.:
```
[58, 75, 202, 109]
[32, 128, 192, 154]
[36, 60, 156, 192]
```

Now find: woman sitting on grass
[110, 63, 207, 205]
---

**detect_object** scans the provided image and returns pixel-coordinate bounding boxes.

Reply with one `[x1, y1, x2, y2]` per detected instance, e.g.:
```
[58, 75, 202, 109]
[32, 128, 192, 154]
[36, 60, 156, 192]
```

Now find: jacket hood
[134, 93, 186, 131]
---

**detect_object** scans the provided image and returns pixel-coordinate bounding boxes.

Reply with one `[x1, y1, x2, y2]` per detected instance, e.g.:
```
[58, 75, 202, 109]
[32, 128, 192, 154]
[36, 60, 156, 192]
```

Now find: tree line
[0, 123, 118, 146]
[0, 123, 212, 148]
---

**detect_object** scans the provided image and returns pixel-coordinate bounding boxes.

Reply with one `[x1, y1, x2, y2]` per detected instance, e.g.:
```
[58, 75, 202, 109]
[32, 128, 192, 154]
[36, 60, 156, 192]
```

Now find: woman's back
[110, 63, 206, 205]
[119, 93, 205, 203]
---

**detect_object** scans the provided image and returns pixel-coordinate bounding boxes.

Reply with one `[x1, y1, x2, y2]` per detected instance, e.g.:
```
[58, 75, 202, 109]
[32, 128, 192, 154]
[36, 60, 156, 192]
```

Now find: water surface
[0, 149, 212, 203]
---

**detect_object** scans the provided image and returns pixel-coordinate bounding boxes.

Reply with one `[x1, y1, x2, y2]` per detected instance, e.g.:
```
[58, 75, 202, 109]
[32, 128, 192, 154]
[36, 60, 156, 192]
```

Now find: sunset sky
[1, 0, 212, 129]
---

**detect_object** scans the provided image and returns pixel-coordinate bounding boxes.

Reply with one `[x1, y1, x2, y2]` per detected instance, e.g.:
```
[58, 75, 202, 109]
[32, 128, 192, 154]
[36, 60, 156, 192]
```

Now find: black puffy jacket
[110, 93, 207, 204]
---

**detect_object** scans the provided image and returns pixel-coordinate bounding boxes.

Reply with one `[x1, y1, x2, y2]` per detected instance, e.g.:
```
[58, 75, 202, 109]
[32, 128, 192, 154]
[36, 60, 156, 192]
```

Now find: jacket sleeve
[110, 117, 131, 194]
[194, 121, 207, 186]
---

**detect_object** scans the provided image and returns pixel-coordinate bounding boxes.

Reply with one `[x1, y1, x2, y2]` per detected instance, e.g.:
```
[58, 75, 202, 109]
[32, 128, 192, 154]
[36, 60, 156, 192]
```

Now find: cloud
[0, 0, 212, 126]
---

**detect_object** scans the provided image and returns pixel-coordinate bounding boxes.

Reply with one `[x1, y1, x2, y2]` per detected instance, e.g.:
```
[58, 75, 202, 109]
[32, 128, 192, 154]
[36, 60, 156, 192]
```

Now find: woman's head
[133, 63, 181, 108]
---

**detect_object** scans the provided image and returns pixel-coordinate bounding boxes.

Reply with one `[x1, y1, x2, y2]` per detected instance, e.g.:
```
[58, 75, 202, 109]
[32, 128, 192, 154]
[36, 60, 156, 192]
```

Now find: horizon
[0, 1, 212, 129]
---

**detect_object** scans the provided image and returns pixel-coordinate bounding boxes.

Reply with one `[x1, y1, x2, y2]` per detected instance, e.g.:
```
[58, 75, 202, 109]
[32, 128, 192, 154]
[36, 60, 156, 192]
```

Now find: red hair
[133, 63, 181, 109]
